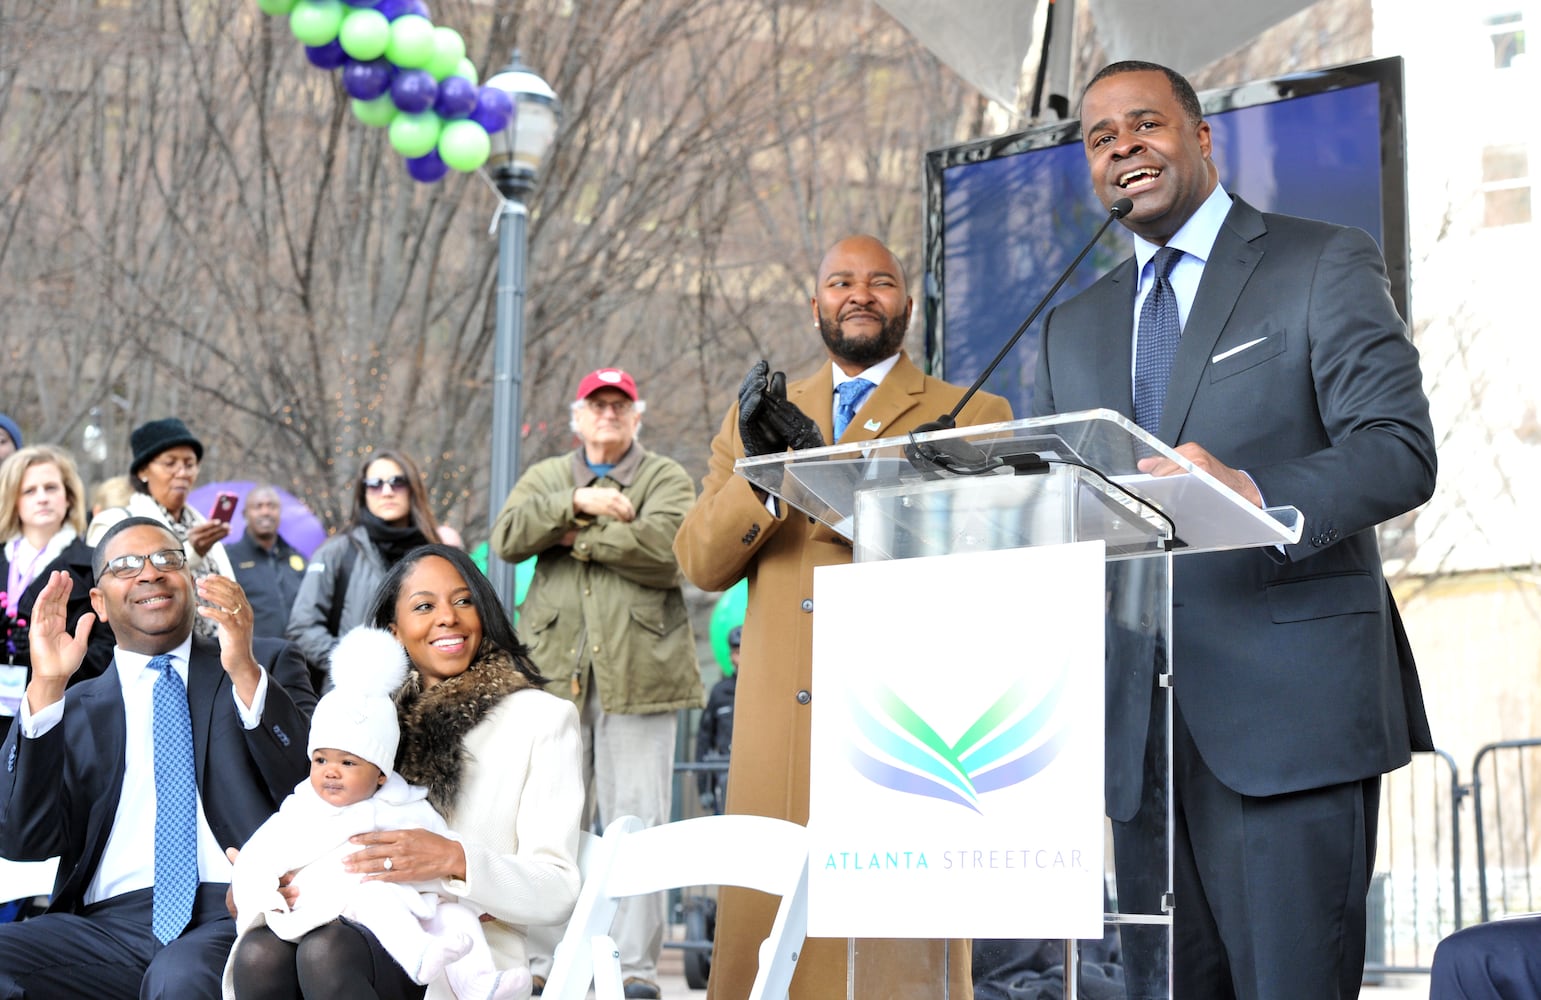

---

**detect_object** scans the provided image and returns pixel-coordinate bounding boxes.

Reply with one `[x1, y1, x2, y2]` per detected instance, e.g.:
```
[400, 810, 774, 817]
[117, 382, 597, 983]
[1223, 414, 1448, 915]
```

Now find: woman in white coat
[229, 544, 583, 1000]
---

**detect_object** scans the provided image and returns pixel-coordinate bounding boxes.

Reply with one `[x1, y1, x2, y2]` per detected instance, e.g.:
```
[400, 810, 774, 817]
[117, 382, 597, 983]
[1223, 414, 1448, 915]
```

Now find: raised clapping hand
[738, 360, 825, 457]
[25, 570, 95, 712]
[346, 827, 468, 885]
[1137, 442, 1263, 508]
[196, 575, 264, 706]
[738, 360, 785, 458]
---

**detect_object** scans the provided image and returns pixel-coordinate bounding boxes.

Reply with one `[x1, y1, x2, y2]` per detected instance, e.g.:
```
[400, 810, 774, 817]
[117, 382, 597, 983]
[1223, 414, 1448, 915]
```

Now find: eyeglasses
[98, 548, 188, 581]
[582, 398, 635, 415]
[364, 475, 411, 494]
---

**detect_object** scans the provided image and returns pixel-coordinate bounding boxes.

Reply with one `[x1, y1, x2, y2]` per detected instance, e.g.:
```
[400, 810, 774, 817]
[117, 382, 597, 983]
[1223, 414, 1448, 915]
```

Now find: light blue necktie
[1133, 246, 1184, 432]
[833, 378, 875, 440]
[150, 654, 198, 944]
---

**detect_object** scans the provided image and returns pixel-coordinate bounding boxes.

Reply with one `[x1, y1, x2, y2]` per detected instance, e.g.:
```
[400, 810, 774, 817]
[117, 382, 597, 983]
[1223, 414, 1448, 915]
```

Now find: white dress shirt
[20, 635, 271, 901]
[1129, 182, 1234, 374]
[1126, 182, 1268, 506]
[829, 351, 901, 426]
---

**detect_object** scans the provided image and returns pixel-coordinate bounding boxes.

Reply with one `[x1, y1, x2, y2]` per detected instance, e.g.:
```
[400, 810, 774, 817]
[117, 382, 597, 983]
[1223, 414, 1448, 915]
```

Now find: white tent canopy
[876, 0, 1318, 116]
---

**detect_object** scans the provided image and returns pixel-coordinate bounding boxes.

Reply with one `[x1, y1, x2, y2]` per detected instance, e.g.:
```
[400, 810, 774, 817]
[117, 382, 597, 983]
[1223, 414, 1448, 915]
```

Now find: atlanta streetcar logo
[843, 664, 1070, 813]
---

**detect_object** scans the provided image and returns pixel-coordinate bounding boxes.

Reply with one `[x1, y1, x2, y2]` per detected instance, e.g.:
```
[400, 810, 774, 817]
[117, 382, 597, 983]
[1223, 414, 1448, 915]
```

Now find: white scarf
[5, 525, 77, 613]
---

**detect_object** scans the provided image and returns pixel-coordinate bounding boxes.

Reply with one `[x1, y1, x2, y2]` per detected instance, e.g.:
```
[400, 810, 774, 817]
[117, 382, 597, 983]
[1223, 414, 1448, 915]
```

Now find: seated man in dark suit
[0, 515, 315, 999]
[1429, 914, 1541, 999]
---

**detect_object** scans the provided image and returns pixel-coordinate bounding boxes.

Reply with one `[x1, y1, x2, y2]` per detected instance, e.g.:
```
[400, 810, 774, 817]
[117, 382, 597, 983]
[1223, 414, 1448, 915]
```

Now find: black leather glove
[760, 370, 825, 451]
[738, 360, 786, 458]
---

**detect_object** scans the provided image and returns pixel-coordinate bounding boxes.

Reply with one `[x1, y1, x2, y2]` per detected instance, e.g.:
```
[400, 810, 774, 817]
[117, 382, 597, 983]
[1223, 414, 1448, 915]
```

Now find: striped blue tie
[150, 655, 198, 944]
[1133, 246, 1184, 432]
[833, 378, 875, 440]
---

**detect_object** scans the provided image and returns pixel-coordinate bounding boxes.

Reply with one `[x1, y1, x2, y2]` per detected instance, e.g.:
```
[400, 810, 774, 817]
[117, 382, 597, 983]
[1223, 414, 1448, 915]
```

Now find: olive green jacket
[491, 443, 704, 715]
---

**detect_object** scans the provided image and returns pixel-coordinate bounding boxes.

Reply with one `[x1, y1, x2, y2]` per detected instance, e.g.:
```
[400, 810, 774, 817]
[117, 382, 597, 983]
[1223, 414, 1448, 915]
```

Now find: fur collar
[395, 646, 535, 815]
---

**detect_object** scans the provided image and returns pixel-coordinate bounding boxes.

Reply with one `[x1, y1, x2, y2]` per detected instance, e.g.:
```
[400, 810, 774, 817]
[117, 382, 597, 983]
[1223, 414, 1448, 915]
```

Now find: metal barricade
[1367, 749, 1464, 978]
[669, 757, 731, 988]
[1472, 737, 1541, 922]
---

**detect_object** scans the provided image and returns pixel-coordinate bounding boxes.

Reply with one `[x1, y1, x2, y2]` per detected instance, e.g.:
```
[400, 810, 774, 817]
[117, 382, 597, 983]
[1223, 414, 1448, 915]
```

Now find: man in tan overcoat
[674, 235, 1012, 999]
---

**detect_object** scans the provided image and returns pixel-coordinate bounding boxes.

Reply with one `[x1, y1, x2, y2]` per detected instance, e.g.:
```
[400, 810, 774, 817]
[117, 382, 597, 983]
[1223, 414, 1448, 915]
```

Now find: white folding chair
[542, 814, 808, 1000]
[542, 816, 644, 996]
[0, 856, 58, 907]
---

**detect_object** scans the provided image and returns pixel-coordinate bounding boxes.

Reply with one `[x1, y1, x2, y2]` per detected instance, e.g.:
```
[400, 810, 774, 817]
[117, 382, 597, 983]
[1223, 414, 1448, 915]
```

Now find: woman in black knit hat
[87, 417, 236, 635]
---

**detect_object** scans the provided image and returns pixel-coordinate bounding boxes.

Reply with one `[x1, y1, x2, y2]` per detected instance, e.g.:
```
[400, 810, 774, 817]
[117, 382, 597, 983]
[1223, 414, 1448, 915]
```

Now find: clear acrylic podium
[734, 409, 1301, 1000]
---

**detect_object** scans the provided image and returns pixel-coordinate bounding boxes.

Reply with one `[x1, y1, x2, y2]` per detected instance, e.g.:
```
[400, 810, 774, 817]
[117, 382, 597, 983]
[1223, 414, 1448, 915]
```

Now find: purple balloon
[373, 0, 409, 19]
[186, 482, 328, 560]
[390, 69, 438, 114]
[405, 150, 449, 183]
[405, 0, 429, 16]
[342, 0, 378, 7]
[433, 76, 478, 120]
[470, 86, 513, 134]
[342, 59, 393, 101]
[304, 41, 348, 70]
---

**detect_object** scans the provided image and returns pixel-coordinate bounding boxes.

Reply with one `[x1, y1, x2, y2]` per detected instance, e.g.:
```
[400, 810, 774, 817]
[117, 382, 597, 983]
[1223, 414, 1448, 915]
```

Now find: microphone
[905, 197, 1132, 476]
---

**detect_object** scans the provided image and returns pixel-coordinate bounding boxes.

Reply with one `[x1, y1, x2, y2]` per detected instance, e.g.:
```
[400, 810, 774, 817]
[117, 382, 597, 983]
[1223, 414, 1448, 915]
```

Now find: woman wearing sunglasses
[287, 449, 440, 691]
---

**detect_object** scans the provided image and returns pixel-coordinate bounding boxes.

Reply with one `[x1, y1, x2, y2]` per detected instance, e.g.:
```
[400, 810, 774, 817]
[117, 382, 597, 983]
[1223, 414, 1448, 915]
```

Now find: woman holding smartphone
[287, 448, 440, 691]
[87, 417, 237, 635]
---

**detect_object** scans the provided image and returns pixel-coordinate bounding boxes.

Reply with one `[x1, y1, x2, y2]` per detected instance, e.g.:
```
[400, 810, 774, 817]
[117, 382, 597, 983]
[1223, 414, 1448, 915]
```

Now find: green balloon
[351, 94, 398, 128]
[425, 27, 466, 81]
[452, 57, 478, 84]
[467, 545, 535, 623]
[338, 8, 390, 61]
[289, 0, 344, 47]
[514, 556, 535, 605]
[438, 120, 490, 172]
[257, 0, 298, 17]
[385, 15, 436, 69]
[389, 111, 442, 158]
[708, 579, 748, 676]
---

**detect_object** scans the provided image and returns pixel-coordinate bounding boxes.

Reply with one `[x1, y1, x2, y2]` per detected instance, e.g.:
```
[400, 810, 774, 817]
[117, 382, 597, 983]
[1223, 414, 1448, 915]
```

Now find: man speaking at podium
[1033, 61, 1437, 999]
[675, 234, 1010, 999]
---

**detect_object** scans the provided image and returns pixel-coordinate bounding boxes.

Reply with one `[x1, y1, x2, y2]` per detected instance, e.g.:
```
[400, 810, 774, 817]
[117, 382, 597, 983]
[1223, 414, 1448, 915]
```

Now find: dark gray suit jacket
[1034, 195, 1436, 799]
[0, 635, 315, 912]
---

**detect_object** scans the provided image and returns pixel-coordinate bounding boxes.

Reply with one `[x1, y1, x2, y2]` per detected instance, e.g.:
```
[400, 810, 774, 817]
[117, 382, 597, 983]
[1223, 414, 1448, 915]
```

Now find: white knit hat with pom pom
[307, 626, 411, 775]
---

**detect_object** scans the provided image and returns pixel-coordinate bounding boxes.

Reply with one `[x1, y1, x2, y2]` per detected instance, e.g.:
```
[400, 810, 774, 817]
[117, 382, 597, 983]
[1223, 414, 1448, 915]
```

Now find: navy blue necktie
[833, 378, 875, 440]
[150, 655, 198, 944]
[1133, 246, 1184, 432]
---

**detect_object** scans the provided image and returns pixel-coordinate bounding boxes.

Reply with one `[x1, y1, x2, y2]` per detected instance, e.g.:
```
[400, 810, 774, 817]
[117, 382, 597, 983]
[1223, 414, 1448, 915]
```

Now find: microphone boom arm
[929, 197, 1133, 432]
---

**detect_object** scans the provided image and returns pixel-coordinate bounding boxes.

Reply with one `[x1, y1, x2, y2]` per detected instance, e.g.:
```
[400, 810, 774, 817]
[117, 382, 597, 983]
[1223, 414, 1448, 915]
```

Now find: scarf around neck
[358, 510, 430, 565]
[394, 645, 536, 815]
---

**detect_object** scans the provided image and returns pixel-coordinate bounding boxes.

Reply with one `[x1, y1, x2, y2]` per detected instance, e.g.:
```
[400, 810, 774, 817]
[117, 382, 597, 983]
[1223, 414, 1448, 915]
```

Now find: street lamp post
[483, 51, 559, 614]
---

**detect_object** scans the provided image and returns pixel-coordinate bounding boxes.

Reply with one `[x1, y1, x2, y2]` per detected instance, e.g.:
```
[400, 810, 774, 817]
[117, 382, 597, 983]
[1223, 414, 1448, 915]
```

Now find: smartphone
[209, 491, 239, 524]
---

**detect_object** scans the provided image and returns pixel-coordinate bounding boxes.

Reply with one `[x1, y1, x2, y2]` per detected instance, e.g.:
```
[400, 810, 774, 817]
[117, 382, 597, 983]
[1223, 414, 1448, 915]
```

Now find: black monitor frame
[922, 56, 1410, 394]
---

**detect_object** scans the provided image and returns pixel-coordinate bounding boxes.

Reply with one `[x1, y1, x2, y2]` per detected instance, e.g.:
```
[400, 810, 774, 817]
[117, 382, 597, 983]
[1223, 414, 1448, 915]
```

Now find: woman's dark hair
[367, 543, 545, 685]
[349, 447, 441, 540]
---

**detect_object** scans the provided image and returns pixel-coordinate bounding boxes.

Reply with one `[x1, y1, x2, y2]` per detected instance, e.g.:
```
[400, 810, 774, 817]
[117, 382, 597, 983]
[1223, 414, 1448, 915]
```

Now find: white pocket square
[1211, 337, 1268, 364]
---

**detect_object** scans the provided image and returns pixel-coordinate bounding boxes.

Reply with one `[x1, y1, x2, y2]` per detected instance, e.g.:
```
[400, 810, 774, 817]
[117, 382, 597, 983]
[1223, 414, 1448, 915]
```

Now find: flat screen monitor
[923, 56, 1409, 417]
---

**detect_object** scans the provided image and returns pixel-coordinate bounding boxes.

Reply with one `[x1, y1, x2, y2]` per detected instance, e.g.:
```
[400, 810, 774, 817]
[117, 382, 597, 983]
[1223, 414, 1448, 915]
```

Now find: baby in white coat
[226, 628, 528, 1000]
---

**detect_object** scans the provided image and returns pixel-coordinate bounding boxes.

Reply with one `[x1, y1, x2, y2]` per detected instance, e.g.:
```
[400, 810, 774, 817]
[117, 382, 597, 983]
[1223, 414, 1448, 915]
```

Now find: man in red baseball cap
[572, 367, 639, 402]
[491, 368, 702, 1000]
